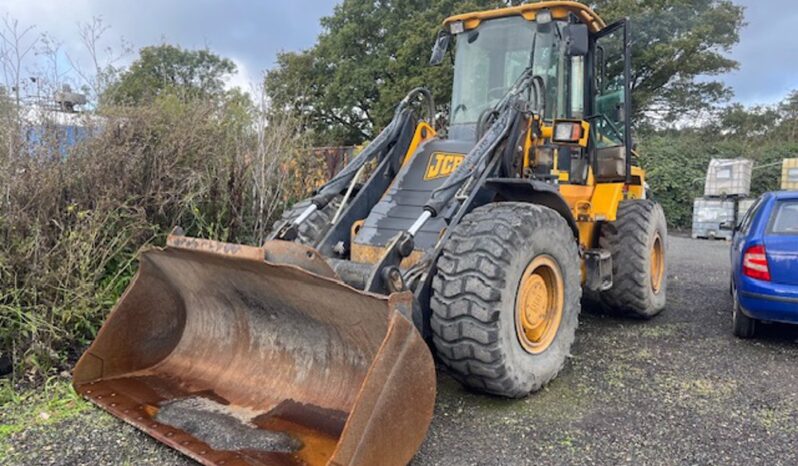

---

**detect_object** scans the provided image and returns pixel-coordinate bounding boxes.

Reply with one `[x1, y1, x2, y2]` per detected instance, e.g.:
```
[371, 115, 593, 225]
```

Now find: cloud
[225, 57, 259, 93]
[1, 0, 795, 106]
[719, 0, 798, 105]
[0, 0, 337, 92]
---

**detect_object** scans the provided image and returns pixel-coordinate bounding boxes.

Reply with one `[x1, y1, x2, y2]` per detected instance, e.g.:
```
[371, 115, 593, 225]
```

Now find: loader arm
[365, 80, 544, 301]
[272, 88, 434, 244]
[425, 68, 543, 216]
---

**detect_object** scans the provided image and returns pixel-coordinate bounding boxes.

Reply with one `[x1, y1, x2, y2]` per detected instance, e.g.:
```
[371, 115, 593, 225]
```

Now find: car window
[739, 197, 763, 235]
[769, 200, 798, 235]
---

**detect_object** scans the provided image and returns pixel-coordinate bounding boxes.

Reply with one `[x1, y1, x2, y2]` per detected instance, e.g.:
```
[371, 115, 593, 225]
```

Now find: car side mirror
[719, 221, 737, 232]
[564, 23, 589, 57]
[429, 30, 451, 66]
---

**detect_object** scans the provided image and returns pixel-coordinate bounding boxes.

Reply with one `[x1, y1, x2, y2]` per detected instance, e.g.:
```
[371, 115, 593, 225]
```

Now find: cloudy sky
[1, 0, 796, 106]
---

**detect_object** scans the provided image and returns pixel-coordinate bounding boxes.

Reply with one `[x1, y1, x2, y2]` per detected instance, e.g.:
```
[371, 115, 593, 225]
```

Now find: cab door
[589, 19, 632, 183]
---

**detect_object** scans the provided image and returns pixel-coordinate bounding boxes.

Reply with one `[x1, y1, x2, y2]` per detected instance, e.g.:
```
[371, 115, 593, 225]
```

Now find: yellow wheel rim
[515, 255, 564, 354]
[650, 233, 664, 294]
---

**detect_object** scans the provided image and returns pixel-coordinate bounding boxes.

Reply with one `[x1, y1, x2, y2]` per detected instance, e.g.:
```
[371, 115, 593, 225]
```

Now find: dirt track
[5, 235, 798, 465]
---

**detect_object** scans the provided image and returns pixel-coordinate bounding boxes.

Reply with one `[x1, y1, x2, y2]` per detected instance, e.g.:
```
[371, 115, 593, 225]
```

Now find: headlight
[536, 9, 553, 25]
[552, 121, 585, 144]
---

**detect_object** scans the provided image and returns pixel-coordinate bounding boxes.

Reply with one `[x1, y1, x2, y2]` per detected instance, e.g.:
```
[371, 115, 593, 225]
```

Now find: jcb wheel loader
[74, 2, 668, 465]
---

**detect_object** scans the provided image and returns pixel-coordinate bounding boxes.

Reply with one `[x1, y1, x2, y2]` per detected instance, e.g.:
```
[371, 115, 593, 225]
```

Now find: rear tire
[732, 294, 756, 338]
[430, 203, 581, 397]
[272, 196, 343, 245]
[599, 200, 668, 318]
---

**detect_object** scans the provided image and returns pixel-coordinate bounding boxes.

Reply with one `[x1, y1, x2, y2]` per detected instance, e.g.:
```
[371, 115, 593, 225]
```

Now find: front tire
[430, 203, 581, 398]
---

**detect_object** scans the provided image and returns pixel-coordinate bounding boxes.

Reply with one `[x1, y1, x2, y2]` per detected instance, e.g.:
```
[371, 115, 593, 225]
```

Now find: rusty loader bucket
[73, 234, 436, 466]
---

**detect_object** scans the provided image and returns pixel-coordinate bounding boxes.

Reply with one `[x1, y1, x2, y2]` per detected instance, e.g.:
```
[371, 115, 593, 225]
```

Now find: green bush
[639, 124, 797, 229]
[0, 95, 319, 381]
[638, 131, 715, 229]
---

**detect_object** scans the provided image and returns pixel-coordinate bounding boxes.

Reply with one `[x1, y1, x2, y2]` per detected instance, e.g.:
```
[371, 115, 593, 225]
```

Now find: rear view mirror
[719, 221, 736, 232]
[429, 30, 451, 66]
[564, 23, 589, 57]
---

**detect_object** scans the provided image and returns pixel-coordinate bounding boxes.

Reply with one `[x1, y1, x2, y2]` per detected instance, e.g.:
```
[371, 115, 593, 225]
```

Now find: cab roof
[443, 1, 606, 33]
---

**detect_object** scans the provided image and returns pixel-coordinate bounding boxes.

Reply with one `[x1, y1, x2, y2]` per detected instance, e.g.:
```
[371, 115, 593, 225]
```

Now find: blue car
[730, 191, 798, 338]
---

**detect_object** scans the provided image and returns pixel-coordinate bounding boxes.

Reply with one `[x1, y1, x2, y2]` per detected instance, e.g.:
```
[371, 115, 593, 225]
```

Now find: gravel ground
[5, 235, 798, 465]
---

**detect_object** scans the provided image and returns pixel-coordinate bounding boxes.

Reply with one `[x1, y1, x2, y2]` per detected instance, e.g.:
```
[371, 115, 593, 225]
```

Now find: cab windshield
[449, 16, 583, 133]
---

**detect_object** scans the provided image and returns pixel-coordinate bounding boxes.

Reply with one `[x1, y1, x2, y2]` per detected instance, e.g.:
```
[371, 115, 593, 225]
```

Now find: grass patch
[651, 373, 739, 416]
[0, 377, 88, 460]
[634, 347, 654, 360]
[604, 362, 646, 389]
[465, 373, 597, 427]
[660, 376, 738, 400]
[754, 402, 798, 435]
[639, 323, 682, 339]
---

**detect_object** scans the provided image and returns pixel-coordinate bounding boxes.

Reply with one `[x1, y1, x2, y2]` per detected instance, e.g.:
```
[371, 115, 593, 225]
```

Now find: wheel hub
[515, 255, 564, 354]
[650, 233, 664, 294]
[523, 275, 549, 326]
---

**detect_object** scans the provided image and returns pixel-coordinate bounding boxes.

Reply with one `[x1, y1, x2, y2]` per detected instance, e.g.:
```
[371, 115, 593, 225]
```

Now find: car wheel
[732, 293, 756, 339]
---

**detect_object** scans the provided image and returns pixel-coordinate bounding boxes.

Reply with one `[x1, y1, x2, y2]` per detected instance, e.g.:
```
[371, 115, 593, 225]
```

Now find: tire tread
[599, 200, 667, 317]
[431, 203, 581, 397]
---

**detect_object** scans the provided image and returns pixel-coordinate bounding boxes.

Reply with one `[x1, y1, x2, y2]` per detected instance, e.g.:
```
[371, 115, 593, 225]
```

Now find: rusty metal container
[73, 234, 435, 466]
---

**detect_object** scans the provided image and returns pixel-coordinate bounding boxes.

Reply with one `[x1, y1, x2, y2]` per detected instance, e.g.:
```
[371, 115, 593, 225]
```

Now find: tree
[590, 0, 744, 121]
[266, 0, 744, 144]
[266, 0, 511, 145]
[779, 90, 798, 142]
[104, 44, 236, 105]
[717, 103, 778, 139]
[639, 91, 798, 228]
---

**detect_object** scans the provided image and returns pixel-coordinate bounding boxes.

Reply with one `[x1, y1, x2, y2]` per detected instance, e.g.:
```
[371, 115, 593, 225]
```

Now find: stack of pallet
[692, 159, 753, 240]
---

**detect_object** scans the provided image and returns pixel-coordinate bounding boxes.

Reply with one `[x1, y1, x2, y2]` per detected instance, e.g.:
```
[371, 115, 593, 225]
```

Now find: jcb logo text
[424, 152, 464, 180]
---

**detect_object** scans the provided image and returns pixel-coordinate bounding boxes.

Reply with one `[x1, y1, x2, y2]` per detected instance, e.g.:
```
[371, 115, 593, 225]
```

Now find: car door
[763, 198, 798, 286]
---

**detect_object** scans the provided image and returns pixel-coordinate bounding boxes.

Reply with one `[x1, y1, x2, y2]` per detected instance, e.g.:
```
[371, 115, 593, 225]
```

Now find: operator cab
[437, 2, 634, 185]
[350, 2, 635, 262]
[448, 15, 584, 141]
